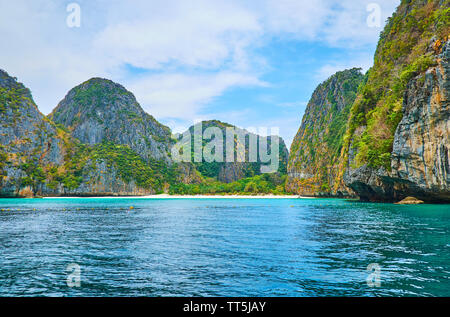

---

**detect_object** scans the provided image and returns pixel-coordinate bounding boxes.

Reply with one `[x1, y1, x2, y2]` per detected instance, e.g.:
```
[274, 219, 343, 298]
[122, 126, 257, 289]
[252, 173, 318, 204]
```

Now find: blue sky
[0, 0, 400, 147]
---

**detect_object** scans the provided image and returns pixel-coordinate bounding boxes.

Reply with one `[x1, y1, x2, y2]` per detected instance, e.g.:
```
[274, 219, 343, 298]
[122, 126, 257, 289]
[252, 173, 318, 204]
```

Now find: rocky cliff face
[49, 78, 172, 162]
[0, 71, 199, 197]
[287, 0, 449, 202]
[183, 120, 289, 183]
[342, 0, 450, 202]
[0, 69, 64, 196]
[286, 68, 364, 197]
[344, 39, 450, 202]
[62, 159, 155, 196]
[391, 39, 449, 201]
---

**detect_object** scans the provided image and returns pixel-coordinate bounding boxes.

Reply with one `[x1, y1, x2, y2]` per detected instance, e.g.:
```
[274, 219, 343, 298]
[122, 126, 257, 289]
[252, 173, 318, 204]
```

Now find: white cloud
[276, 101, 308, 108]
[314, 52, 376, 82]
[263, 0, 331, 39]
[127, 72, 266, 120]
[93, 0, 261, 71]
[321, 0, 399, 47]
[0, 0, 400, 143]
[262, 0, 400, 47]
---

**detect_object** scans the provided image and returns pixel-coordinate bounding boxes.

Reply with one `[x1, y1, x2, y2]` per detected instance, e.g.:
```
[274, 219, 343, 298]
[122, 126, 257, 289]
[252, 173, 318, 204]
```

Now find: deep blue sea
[0, 198, 448, 297]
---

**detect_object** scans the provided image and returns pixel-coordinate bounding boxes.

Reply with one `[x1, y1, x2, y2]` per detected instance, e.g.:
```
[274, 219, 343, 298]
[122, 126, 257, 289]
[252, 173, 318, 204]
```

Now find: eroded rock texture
[49, 78, 172, 162]
[0, 70, 64, 196]
[391, 40, 450, 202]
[286, 68, 363, 197]
[344, 40, 450, 202]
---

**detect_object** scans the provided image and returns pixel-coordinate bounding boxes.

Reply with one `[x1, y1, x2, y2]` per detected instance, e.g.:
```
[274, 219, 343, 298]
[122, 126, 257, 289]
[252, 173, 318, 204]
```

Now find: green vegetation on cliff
[343, 0, 450, 170]
[0, 72, 35, 119]
[42, 135, 197, 194]
[49, 77, 173, 164]
[287, 68, 364, 195]
[184, 120, 289, 183]
[90, 142, 179, 192]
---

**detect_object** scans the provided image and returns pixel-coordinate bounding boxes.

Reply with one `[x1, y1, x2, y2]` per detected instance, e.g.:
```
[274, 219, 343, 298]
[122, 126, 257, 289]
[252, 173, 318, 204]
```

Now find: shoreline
[40, 194, 313, 199]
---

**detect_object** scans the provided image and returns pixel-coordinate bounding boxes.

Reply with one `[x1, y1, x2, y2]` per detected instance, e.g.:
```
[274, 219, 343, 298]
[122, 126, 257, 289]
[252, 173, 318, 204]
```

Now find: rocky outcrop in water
[395, 197, 425, 205]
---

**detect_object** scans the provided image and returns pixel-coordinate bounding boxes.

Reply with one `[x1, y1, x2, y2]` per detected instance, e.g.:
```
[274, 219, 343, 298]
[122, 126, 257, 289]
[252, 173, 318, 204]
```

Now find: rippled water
[0, 198, 448, 297]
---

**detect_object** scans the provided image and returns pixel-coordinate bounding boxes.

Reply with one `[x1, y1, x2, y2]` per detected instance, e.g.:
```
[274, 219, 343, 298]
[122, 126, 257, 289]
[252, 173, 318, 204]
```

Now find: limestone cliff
[287, 0, 449, 202]
[0, 71, 199, 197]
[344, 39, 450, 202]
[49, 78, 172, 162]
[341, 0, 449, 202]
[286, 68, 364, 197]
[391, 39, 449, 201]
[0, 69, 64, 196]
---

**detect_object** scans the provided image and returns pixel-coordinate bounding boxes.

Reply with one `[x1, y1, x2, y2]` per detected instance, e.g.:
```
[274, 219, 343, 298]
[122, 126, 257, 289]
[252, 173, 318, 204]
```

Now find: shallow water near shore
[0, 197, 449, 297]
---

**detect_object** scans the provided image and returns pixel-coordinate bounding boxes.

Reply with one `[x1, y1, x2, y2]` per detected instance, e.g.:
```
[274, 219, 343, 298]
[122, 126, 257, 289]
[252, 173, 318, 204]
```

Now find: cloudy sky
[0, 0, 399, 146]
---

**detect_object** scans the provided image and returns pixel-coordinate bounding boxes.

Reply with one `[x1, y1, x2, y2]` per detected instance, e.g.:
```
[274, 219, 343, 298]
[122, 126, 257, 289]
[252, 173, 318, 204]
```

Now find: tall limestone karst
[0, 72, 200, 197]
[287, 0, 449, 202]
[342, 0, 449, 202]
[286, 68, 364, 196]
[49, 78, 172, 162]
[0, 70, 65, 197]
[49, 77, 201, 195]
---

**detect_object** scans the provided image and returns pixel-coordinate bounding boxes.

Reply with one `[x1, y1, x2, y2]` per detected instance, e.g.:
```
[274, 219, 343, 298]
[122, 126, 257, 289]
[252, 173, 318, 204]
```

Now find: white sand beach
[43, 194, 314, 199]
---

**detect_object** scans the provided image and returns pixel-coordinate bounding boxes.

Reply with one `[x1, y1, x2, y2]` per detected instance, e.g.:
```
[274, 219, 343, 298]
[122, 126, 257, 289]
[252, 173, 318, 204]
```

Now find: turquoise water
[0, 198, 448, 297]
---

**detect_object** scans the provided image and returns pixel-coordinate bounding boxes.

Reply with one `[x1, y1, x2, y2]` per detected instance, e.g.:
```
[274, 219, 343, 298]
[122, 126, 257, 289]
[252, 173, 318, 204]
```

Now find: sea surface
[0, 198, 448, 297]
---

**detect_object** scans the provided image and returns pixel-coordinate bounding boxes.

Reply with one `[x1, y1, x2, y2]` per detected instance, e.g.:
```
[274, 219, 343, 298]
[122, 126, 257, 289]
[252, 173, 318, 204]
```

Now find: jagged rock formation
[0, 71, 200, 197]
[63, 159, 155, 197]
[49, 78, 172, 162]
[0, 73, 287, 197]
[286, 68, 364, 197]
[342, 0, 450, 202]
[344, 39, 450, 202]
[182, 120, 289, 183]
[287, 0, 449, 202]
[0, 69, 64, 196]
[49, 77, 201, 193]
[391, 40, 449, 201]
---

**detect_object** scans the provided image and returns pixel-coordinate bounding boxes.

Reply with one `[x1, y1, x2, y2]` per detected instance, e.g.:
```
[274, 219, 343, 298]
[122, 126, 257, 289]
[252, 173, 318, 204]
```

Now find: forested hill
[182, 120, 289, 183]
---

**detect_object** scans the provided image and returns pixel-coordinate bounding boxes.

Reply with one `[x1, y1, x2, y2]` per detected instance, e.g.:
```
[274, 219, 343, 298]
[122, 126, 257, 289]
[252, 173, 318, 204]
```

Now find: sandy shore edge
[43, 194, 313, 199]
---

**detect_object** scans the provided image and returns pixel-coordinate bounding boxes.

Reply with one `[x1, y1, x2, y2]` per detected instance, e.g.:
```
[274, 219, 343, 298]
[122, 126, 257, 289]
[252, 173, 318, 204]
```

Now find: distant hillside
[181, 120, 289, 183]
